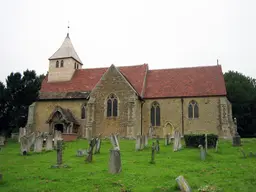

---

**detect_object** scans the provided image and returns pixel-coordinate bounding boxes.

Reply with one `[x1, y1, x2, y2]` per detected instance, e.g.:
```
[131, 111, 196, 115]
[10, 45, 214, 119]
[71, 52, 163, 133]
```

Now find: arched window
[60, 60, 64, 67]
[81, 104, 86, 119]
[74, 63, 76, 69]
[56, 60, 59, 68]
[188, 100, 199, 119]
[106, 94, 118, 117]
[151, 102, 160, 126]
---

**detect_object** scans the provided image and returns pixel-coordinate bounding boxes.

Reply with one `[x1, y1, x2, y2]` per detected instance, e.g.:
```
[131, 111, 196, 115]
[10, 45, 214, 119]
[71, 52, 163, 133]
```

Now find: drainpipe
[181, 98, 184, 136]
[140, 99, 145, 136]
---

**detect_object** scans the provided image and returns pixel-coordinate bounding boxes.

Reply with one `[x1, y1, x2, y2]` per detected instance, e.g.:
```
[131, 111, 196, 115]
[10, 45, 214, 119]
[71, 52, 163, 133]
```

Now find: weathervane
[68, 21, 70, 34]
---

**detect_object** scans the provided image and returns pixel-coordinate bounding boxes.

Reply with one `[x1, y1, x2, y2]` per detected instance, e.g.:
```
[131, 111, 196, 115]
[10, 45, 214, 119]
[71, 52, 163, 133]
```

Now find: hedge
[184, 134, 218, 148]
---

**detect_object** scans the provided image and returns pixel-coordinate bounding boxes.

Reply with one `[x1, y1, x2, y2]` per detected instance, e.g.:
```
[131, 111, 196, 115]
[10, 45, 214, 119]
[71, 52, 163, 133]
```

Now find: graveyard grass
[1, 138, 256, 192]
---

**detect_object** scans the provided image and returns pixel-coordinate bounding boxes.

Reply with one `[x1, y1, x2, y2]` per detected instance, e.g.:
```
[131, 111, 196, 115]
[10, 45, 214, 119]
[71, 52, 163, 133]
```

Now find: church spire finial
[67, 21, 70, 38]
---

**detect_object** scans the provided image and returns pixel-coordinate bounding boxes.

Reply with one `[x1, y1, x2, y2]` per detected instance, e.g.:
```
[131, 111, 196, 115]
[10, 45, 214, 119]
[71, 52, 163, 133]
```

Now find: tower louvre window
[60, 60, 64, 67]
[56, 61, 59, 68]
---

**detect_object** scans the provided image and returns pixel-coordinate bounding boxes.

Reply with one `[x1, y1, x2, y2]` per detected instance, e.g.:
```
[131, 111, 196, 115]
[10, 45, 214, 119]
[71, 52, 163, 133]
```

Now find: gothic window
[151, 102, 160, 126]
[81, 104, 86, 119]
[56, 60, 59, 68]
[106, 94, 118, 117]
[60, 60, 64, 67]
[188, 100, 199, 119]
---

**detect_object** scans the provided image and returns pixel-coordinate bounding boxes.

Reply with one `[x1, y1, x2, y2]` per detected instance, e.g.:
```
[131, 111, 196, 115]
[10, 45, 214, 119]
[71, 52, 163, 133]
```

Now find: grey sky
[0, 0, 255, 83]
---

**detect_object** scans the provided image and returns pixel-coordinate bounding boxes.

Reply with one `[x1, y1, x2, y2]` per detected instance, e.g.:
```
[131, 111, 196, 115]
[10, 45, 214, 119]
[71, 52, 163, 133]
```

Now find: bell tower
[47, 32, 83, 82]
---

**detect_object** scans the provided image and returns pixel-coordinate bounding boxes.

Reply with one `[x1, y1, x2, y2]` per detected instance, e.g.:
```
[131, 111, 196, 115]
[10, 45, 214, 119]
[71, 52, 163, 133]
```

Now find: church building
[28, 32, 235, 140]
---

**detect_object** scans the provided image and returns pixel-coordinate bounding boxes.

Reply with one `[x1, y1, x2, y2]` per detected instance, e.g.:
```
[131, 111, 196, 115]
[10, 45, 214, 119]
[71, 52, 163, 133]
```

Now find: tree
[224, 71, 256, 137]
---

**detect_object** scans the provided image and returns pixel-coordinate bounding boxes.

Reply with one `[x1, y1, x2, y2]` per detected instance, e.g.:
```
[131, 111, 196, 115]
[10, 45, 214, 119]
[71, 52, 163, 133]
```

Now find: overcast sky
[0, 0, 255, 83]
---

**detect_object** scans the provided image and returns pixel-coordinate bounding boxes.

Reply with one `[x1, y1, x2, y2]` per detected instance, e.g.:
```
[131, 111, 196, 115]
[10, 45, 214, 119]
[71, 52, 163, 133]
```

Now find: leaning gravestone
[34, 135, 43, 152]
[110, 133, 120, 150]
[0, 136, 5, 146]
[109, 149, 122, 174]
[45, 134, 53, 151]
[175, 175, 192, 192]
[94, 138, 101, 154]
[198, 144, 206, 161]
[18, 127, 27, 142]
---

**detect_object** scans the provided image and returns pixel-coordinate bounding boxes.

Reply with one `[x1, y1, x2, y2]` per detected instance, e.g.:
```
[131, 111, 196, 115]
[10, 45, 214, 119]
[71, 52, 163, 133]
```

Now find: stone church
[27, 32, 235, 140]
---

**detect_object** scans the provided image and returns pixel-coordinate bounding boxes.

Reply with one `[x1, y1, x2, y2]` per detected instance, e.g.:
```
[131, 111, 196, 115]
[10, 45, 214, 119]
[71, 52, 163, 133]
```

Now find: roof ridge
[148, 65, 221, 71]
[78, 63, 148, 70]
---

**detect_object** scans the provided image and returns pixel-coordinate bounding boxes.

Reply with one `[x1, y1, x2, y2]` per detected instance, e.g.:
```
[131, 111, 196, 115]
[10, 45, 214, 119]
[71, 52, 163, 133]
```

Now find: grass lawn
[0, 138, 256, 192]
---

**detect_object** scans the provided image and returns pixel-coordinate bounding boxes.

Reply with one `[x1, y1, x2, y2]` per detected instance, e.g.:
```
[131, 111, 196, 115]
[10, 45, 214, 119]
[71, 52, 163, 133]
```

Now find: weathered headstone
[18, 127, 27, 142]
[165, 133, 171, 146]
[205, 134, 208, 152]
[85, 138, 96, 162]
[150, 142, 156, 164]
[155, 139, 160, 153]
[215, 140, 219, 152]
[173, 130, 182, 152]
[0, 136, 5, 146]
[34, 135, 43, 152]
[135, 135, 142, 151]
[232, 118, 241, 146]
[77, 149, 87, 157]
[110, 133, 120, 150]
[175, 175, 192, 192]
[198, 144, 206, 161]
[109, 149, 122, 174]
[45, 134, 53, 151]
[94, 138, 101, 154]
[145, 134, 148, 147]
[20, 132, 35, 155]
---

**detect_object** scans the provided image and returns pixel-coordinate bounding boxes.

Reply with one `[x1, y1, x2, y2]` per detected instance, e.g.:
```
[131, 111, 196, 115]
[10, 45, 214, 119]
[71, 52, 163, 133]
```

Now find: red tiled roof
[40, 64, 148, 95]
[143, 65, 227, 98]
[41, 64, 227, 98]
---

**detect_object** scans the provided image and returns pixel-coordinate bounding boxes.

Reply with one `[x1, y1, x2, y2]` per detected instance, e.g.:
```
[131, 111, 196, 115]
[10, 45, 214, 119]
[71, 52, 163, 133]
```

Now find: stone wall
[88, 65, 139, 138]
[142, 96, 229, 137]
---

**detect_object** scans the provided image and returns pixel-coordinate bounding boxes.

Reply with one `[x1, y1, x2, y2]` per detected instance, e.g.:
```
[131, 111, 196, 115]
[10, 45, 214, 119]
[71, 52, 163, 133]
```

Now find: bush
[184, 134, 218, 148]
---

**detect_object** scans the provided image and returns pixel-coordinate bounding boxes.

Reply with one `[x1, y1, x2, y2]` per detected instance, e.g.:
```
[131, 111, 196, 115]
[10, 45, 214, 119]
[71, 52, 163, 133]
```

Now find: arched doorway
[163, 122, 174, 137]
[55, 124, 64, 133]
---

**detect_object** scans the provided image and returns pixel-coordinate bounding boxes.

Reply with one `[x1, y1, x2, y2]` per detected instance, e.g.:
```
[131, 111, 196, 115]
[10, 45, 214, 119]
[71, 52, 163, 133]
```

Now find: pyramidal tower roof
[49, 33, 83, 64]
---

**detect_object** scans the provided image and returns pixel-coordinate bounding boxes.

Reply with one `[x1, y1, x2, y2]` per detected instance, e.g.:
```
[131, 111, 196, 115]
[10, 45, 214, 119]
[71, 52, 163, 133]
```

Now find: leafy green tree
[224, 71, 256, 137]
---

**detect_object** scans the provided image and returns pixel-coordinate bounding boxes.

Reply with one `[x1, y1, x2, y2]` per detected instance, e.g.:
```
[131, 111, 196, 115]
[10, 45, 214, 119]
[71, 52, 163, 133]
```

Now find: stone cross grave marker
[54, 130, 62, 149]
[56, 140, 63, 165]
[0, 136, 5, 146]
[85, 138, 96, 162]
[150, 142, 156, 164]
[198, 144, 206, 161]
[34, 135, 44, 153]
[232, 118, 241, 146]
[173, 130, 182, 152]
[175, 175, 192, 192]
[45, 134, 53, 151]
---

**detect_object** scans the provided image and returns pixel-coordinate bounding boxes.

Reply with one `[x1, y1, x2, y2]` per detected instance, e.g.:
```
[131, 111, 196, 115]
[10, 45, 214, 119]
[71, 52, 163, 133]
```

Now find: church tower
[47, 33, 83, 82]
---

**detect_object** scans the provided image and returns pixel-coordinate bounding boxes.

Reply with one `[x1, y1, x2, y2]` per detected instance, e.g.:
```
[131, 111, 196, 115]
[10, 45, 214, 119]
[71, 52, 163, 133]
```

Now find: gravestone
[109, 149, 122, 174]
[135, 135, 142, 151]
[150, 142, 156, 164]
[205, 134, 208, 152]
[94, 138, 101, 154]
[51, 140, 69, 168]
[198, 145, 206, 161]
[0, 136, 5, 146]
[85, 138, 96, 162]
[20, 132, 36, 155]
[155, 139, 160, 153]
[232, 118, 241, 146]
[145, 134, 148, 147]
[110, 134, 120, 150]
[77, 149, 87, 157]
[45, 134, 53, 151]
[165, 133, 171, 146]
[18, 127, 27, 142]
[175, 175, 192, 192]
[141, 135, 145, 149]
[34, 135, 43, 152]
[173, 130, 182, 152]
[215, 140, 219, 152]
